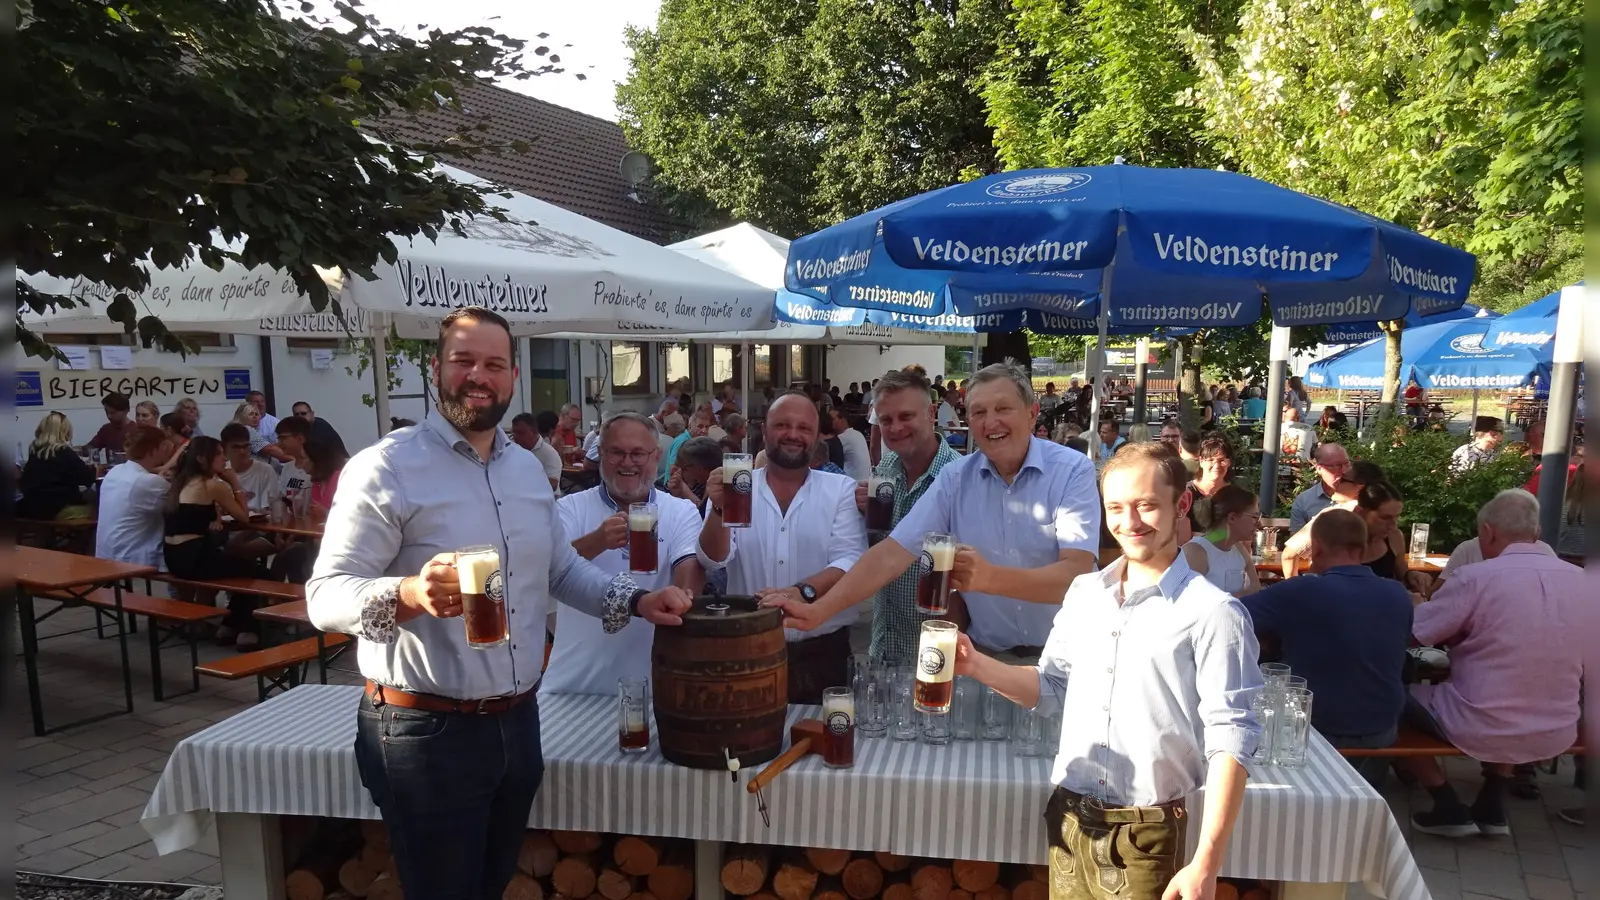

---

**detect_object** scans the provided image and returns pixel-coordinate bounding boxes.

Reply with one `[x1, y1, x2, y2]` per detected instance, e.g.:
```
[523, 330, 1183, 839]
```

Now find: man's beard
[436, 377, 511, 433]
[768, 439, 812, 470]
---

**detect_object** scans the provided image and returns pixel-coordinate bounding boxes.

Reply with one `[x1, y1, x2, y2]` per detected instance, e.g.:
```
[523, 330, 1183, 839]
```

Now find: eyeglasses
[604, 449, 654, 465]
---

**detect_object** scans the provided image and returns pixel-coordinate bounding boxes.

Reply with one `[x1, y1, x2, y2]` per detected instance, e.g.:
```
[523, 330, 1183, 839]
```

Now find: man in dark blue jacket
[1244, 508, 1414, 787]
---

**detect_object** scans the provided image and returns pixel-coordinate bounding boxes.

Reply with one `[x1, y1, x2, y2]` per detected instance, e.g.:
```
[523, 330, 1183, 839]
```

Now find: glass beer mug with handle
[456, 545, 508, 649]
[914, 620, 958, 714]
[628, 502, 659, 575]
[721, 453, 754, 528]
[916, 532, 957, 615]
[618, 677, 650, 753]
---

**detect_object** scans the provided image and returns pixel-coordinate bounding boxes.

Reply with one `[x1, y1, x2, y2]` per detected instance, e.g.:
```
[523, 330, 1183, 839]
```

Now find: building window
[789, 345, 813, 387]
[665, 343, 690, 390]
[753, 344, 773, 386]
[612, 341, 650, 394]
[711, 346, 735, 385]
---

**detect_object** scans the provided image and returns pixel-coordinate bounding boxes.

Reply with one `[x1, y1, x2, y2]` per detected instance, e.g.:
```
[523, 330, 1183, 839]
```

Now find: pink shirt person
[1411, 543, 1586, 763]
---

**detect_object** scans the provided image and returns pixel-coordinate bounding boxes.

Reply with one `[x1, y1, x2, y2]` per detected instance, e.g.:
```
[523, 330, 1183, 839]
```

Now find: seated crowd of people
[14, 390, 349, 650]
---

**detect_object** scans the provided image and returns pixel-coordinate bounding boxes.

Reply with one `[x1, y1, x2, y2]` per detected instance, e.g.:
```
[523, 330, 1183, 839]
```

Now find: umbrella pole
[1259, 324, 1291, 512]
[1470, 388, 1479, 422]
[1133, 336, 1149, 425]
[1536, 286, 1585, 546]
[743, 341, 753, 453]
[372, 325, 393, 437]
[1171, 339, 1183, 418]
[1088, 268, 1113, 461]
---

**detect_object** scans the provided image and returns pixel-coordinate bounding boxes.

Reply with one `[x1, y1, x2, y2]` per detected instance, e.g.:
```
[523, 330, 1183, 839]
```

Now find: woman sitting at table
[304, 439, 348, 521]
[1184, 434, 1233, 531]
[134, 400, 162, 428]
[1351, 481, 1432, 596]
[157, 411, 192, 477]
[231, 402, 293, 467]
[18, 411, 97, 521]
[1182, 483, 1262, 596]
[163, 437, 278, 649]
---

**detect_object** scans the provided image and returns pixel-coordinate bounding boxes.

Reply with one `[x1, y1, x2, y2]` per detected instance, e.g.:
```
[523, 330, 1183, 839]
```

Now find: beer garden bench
[1339, 725, 1586, 776]
[197, 632, 353, 702]
[16, 517, 97, 553]
[149, 573, 306, 605]
[33, 587, 227, 702]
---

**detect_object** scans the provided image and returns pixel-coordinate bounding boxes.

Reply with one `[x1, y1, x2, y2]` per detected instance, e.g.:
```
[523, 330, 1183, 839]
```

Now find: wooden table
[1409, 554, 1449, 575]
[239, 517, 324, 539]
[13, 546, 156, 735]
[252, 600, 342, 683]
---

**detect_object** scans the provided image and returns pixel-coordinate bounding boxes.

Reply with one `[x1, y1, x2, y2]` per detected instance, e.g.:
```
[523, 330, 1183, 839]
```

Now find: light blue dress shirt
[889, 437, 1101, 651]
[308, 418, 637, 701]
[1038, 553, 1262, 807]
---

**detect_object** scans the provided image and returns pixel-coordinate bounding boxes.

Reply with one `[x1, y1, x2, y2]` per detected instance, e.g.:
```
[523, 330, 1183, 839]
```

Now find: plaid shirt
[869, 440, 961, 664]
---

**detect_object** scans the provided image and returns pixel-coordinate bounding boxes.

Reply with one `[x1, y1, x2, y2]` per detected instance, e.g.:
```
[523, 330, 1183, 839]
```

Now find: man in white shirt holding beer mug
[309, 308, 692, 900]
[545, 411, 714, 695]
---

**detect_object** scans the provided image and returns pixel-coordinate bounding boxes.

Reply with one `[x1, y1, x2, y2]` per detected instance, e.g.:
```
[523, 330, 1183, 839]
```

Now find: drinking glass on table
[920, 709, 952, 746]
[1408, 523, 1431, 561]
[1011, 704, 1045, 758]
[851, 656, 889, 739]
[980, 686, 1012, 742]
[618, 677, 650, 753]
[889, 667, 919, 742]
[950, 677, 980, 742]
[1272, 688, 1313, 768]
[822, 686, 856, 767]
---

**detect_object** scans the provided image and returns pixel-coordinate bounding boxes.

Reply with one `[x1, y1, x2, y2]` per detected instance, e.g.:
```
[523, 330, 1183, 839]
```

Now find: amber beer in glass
[916, 532, 957, 614]
[822, 686, 855, 768]
[457, 545, 507, 649]
[865, 474, 895, 533]
[628, 502, 659, 575]
[722, 453, 753, 528]
[618, 677, 650, 752]
[915, 620, 958, 714]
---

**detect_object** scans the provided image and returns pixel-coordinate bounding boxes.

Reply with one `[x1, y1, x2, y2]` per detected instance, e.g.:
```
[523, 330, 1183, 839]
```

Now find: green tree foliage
[616, 0, 1010, 238]
[18, 0, 561, 359]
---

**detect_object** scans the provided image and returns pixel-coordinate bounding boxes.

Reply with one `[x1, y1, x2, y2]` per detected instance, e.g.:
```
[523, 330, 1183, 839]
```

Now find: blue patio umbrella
[1323, 303, 1498, 345]
[1480, 286, 1573, 351]
[1304, 318, 1551, 392]
[786, 165, 1477, 329]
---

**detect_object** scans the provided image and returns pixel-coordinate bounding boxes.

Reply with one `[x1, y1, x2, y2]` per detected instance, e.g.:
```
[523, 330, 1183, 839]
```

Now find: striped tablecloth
[142, 685, 1427, 900]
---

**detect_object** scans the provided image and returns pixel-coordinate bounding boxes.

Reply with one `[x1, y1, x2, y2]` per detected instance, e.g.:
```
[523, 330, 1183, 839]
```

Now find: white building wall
[827, 344, 948, 389]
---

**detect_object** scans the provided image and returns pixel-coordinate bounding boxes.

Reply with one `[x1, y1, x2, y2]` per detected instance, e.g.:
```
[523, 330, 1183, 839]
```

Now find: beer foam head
[457, 549, 499, 594]
[723, 454, 752, 473]
[823, 692, 854, 718]
[918, 623, 958, 682]
[628, 511, 657, 531]
[927, 541, 956, 571]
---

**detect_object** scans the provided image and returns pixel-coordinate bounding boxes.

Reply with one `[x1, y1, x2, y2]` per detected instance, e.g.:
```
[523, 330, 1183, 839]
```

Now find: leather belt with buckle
[366, 680, 533, 716]
[1057, 787, 1185, 825]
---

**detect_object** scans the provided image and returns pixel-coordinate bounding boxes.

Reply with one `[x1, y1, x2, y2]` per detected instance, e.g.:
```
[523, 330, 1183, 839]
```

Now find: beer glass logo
[486, 570, 506, 606]
[826, 709, 852, 735]
[732, 469, 754, 495]
[919, 645, 946, 677]
[874, 481, 895, 504]
[918, 550, 934, 574]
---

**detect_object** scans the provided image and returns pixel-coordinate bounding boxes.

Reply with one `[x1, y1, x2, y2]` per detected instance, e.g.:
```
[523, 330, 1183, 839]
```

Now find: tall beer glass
[457, 545, 507, 649]
[916, 532, 956, 614]
[722, 453, 753, 528]
[618, 677, 650, 753]
[628, 502, 659, 575]
[821, 686, 855, 768]
[865, 474, 895, 533]
[915, 620, 958, 714]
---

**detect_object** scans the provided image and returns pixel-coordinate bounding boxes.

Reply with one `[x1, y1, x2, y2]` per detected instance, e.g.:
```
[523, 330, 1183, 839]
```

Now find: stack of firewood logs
[720, 846, 1049, 900]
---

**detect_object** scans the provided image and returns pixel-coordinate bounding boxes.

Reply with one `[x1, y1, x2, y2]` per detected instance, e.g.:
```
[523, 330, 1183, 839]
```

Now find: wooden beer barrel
[652, 595, 788, 769]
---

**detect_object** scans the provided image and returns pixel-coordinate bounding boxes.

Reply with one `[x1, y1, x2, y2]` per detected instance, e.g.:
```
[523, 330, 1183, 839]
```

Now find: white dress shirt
[94, 462, 169, 569]
[836, 427, 871, 481]
[1038, 553, 1262, 806]
[308, 418, 640, 701]
[700, 467, 866, 641]
[544, 486, 709, 696]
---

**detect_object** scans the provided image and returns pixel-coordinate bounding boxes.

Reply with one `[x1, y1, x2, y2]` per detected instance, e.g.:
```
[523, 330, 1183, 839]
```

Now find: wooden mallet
[747, 718, 826, 795]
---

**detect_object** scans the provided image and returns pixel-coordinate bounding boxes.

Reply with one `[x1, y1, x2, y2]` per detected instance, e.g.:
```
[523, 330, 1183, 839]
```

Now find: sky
[350, 0, 663, 121]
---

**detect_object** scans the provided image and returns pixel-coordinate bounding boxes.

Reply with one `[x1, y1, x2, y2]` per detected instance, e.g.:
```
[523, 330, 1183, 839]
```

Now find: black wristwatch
[627, 589, 649, 617]
[794, 582, 818, 602]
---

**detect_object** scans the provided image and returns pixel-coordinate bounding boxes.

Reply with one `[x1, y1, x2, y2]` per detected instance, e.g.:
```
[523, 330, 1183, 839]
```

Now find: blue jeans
[354, 692, 544, 900]
[1325, 725, 1399, 790]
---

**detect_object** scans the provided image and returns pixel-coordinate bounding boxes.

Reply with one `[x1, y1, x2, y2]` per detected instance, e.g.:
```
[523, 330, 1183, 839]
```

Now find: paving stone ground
[10, 605, 1593, 896]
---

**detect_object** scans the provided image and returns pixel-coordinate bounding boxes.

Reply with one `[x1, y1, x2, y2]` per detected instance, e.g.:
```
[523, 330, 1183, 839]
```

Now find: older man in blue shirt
[771, 362, 1101, 661]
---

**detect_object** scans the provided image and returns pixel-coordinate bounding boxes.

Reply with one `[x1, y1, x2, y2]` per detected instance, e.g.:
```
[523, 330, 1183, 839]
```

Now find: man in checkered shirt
[854, 368, 962, 664]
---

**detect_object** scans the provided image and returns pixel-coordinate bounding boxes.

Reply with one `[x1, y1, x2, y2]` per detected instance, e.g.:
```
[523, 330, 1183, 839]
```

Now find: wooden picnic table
[251, 600, 345, 683]
[239, 516, 324, 539]
[13, 546, 155, 735]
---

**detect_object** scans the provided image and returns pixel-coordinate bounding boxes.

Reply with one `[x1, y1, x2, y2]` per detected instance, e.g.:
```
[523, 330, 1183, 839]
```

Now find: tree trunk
[1178, 336, 1205, 428]
[1377, 321, 1404, 422]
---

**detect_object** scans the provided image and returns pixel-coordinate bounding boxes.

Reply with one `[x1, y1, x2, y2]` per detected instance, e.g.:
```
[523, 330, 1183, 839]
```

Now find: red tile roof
[391, 81, 670, 243]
